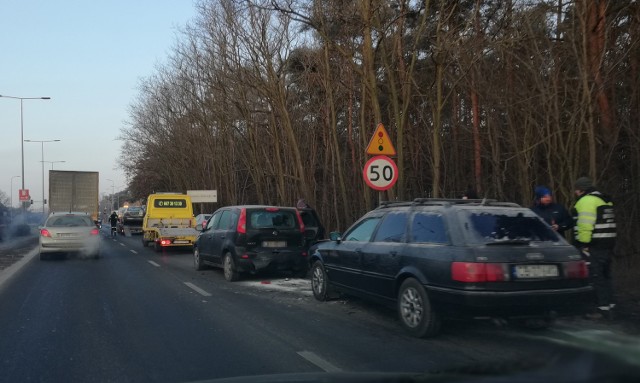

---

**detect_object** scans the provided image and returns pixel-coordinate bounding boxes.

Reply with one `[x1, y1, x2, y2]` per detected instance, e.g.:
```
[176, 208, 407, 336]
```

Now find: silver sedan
[39, 212, 101, 260]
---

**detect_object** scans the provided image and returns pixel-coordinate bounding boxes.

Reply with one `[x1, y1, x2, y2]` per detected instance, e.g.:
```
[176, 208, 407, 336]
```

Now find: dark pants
[588, 247, 615, 307]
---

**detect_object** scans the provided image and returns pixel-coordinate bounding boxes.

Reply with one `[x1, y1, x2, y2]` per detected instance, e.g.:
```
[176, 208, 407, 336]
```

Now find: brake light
[90, 228, 100, 236]
[40, 229, 52, 238]
[565, 260, 589, 279]
[265, 207, 279, 212]
[452, 262, 507, 282]
[160, 239, 171, 246]
[295, 211, 305, 233]
[237, 208, 246, 234]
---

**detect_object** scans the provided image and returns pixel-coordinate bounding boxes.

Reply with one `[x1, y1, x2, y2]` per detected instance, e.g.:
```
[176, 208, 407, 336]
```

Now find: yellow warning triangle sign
[366, 123, 396, 156]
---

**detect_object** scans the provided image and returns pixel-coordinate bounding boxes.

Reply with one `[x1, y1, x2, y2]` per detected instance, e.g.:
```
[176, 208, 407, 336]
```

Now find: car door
[210, 209, 235, 265]
[324, 215, 382, 290]
[199, 211, 222, 260]
[360, 210, 410, 299]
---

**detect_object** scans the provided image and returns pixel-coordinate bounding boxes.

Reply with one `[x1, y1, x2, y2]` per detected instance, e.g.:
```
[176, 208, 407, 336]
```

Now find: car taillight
[265, 207, 279, 212]
[40, 229, 52, 238]
[237, 208, 246, 234]
[295, 211, 305, 233]
[160, 239, 171, 246]
[565, 260, 589, 279]
[90, 228, 100, 236]
[452, 262, 508, 282]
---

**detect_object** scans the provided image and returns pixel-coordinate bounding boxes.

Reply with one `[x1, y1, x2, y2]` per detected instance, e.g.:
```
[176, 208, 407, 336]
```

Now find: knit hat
[574, 176, 594, 191]
[534, 186, 551, 199]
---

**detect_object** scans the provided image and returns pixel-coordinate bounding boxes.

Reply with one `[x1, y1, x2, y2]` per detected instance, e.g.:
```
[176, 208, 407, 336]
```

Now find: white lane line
[297, 351, 341, 372]
[119, 243, 126, 246]
[130, 250, 138, 254]
[184, 282, 212, 297]
[147, 260, 161, 267]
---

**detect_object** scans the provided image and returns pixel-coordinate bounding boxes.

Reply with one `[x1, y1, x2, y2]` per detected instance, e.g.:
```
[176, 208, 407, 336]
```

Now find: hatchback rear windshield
[126, 207, 143, 213]
[47, 215, 94, 227]
[460, 209, 562, 244]
[248, 210, 297, 230]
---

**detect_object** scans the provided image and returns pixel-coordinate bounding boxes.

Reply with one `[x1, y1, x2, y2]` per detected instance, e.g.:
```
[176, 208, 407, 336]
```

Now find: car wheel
[194, 246, 206, 271]
[311, 261, 332, 301]
[398, 278, 441, 338]
[223, 253, 239, 282]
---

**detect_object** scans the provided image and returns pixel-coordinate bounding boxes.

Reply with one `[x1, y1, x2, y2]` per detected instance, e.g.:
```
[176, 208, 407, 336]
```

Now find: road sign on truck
[48, 171, 99, 221]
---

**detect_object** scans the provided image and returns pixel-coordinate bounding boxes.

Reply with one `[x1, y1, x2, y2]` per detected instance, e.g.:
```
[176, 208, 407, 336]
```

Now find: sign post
[19, 189, 30, 202]
[364, 124, 397, 204]
[363, 155, 398, 191]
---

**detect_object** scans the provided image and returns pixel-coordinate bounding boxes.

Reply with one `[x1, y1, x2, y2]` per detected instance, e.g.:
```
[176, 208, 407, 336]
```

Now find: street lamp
[24, 139, 61, 214]
[41, 160, 66, 169]
[0, 95, 51, 211]
[10, 175, 20, 221]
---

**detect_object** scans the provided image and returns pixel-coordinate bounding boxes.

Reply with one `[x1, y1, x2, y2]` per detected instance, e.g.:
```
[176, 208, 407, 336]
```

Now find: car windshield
[460, 209, 562, 244]
[46, 215, 93, 227]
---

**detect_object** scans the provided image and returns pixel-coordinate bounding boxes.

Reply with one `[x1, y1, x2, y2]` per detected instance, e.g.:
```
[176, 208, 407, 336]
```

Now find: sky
[0, 0, 198, 209]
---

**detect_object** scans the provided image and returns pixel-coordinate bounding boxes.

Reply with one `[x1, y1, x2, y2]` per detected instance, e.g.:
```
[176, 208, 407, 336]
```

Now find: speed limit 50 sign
[363, 155, 398, 191]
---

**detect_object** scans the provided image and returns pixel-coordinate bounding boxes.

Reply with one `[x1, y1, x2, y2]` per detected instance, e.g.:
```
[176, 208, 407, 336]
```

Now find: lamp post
[24, 139, 61, 214]
[41, 160, 66, 169]
[0, 95, 51, 211]
[10, 175, 20, 221]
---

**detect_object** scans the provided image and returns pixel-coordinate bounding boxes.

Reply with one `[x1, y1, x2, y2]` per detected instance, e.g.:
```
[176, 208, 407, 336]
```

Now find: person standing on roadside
[530, 186, 572, 235]
[572, 177, 617, 317]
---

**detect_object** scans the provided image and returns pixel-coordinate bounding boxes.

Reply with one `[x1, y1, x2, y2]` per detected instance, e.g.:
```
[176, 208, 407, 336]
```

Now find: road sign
[187, 190, 218, 203]
[362, 156, 398, 191]
[365, 123, 396, 156]
[19, 189, 30, 202]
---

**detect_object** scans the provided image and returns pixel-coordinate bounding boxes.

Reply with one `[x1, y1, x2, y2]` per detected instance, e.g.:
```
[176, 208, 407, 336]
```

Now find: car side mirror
[329, 231, 342, 243]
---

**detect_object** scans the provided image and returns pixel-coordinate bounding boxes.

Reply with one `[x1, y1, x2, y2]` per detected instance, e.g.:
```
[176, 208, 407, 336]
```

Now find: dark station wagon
[309, 198, 592, 337]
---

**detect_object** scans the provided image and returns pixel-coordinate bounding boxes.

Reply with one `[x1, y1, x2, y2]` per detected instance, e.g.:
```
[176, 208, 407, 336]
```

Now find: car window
[462, 209, 561, 244]
[373, 212, 408, 242]
[217, 211, 233, 230]
[410, 212, 449, 244]
[47, 215, 93, 227]
[207, 212, 221, 230]
[249, 210, 296, 229]
[343, 217, 382, 242]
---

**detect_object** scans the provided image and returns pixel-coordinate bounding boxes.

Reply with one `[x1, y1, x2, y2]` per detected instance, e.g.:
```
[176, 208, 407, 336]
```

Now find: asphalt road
[0, 228, 639, 382]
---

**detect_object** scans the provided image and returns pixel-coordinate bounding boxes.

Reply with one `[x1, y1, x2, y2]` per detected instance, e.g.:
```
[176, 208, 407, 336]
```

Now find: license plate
[58, 233, 79, 238]
[514, 264, 559, 279]
[262, 241, 286, 248]
[173, 240, 189, 244]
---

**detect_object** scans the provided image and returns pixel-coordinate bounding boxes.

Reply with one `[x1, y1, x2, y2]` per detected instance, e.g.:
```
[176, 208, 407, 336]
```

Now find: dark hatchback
[309, 199, 592, 337]
[194, 205, 309, 281]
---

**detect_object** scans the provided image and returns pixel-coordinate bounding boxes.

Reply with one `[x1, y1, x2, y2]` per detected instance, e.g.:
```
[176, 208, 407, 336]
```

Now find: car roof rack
[377, 198, 521, 209]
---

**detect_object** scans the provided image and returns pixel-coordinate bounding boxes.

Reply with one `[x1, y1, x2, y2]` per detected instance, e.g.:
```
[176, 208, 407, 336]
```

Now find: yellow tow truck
[142, 193, 199, 252]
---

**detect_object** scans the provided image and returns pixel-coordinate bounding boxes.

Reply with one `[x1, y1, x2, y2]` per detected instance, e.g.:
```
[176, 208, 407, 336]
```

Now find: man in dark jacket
[572, 176, 617, 317]
[530, 186, 572, 235]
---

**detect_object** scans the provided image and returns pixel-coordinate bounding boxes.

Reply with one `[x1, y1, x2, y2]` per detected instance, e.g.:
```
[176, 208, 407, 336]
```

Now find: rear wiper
[485, 239, 531, 245]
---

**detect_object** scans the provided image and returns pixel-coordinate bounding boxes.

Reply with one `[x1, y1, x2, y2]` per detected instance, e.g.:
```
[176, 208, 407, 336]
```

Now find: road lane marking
[184, 282, 212, 297]
[297, 351, 341, 372]
[130, 250, 137, 254]
[147, 260, 161, 267]
[119, 243, 126, 246]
